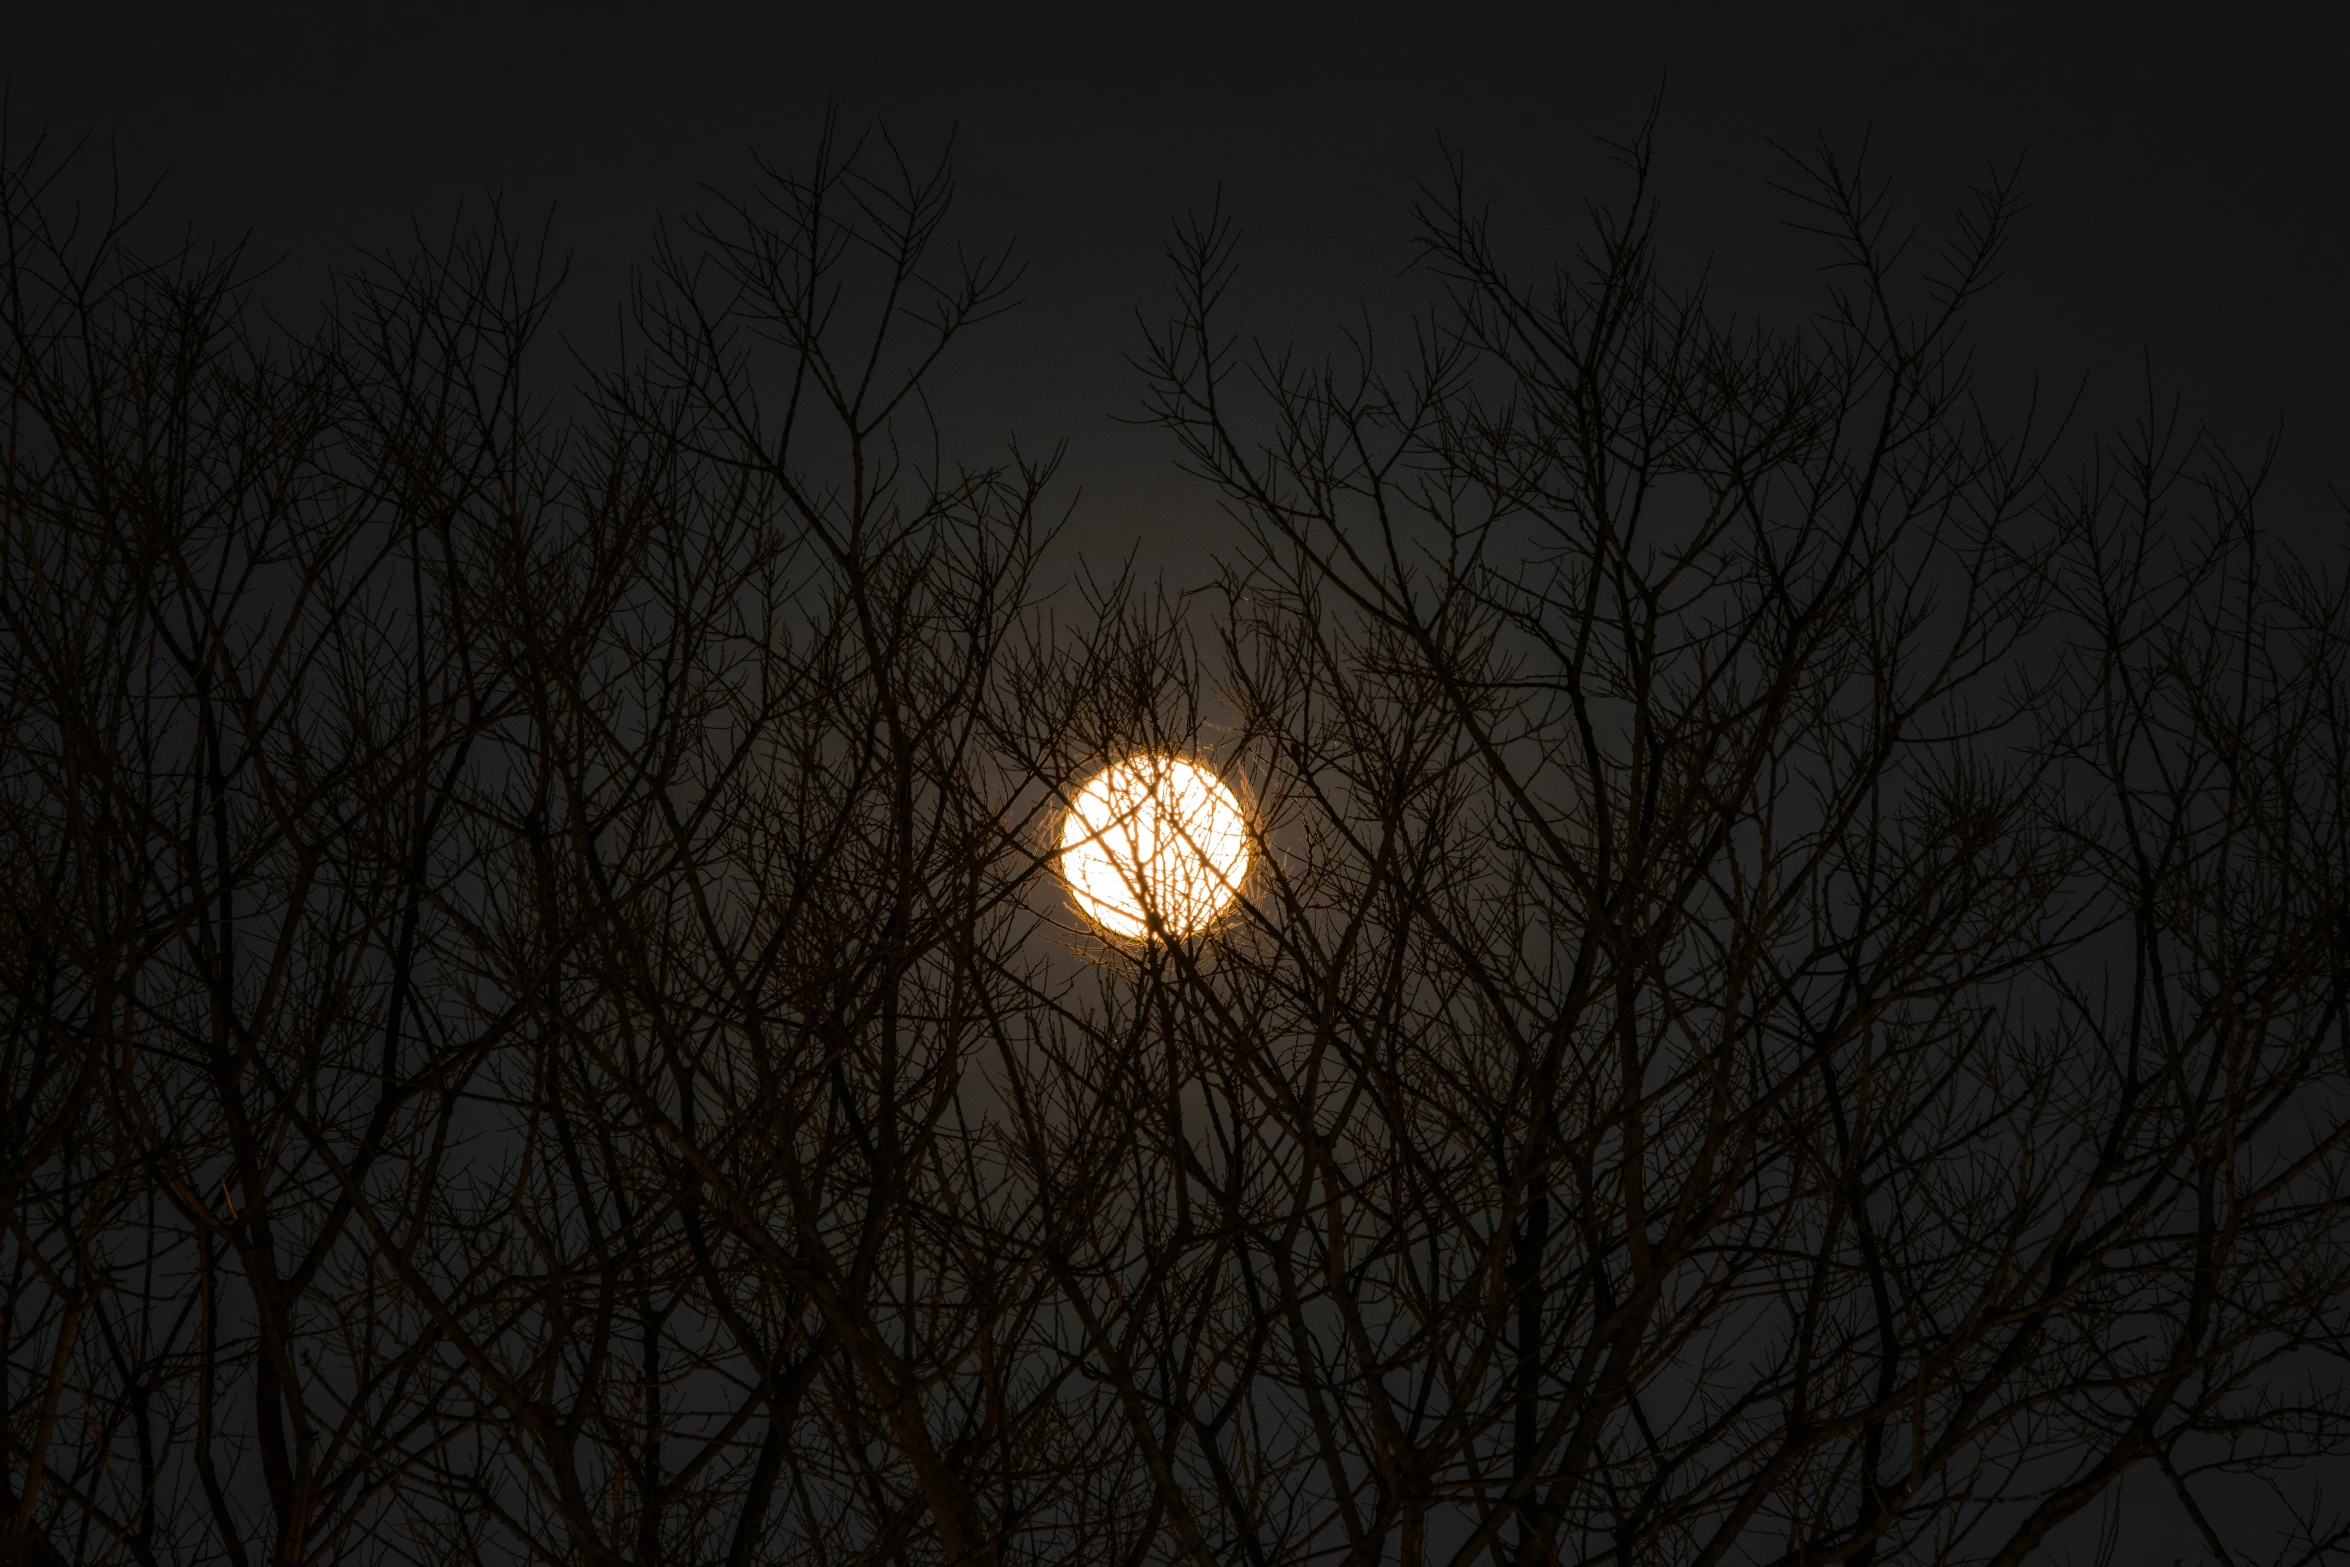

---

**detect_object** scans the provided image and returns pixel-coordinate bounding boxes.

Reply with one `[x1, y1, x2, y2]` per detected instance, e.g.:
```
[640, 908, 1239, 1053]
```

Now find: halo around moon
[1060, 756, 1250, 940]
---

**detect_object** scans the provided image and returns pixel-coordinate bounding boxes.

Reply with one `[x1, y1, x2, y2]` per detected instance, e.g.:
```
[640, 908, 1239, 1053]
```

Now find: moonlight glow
[1060, 756, 1250, 939]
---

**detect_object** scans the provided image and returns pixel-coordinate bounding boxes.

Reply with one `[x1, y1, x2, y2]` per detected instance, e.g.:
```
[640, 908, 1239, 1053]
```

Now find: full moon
[1060, 755, 1250, 940]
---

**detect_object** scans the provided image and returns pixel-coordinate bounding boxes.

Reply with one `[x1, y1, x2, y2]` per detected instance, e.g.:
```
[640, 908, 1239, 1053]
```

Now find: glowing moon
[1060, 756, 1250, 940]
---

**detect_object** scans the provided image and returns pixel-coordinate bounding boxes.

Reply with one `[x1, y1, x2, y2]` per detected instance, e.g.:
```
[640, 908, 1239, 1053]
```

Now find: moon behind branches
[1060, 756, 1250, 940]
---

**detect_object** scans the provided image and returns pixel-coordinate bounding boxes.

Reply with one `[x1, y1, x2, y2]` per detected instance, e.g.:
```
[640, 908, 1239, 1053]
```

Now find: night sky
[11, 1, 2344, 570]
[7, 9, 2347, 1559]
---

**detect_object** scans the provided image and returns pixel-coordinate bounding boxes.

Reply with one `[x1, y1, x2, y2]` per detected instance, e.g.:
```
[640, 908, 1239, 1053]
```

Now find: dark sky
[7, 8, 2344, 1553]
[10, 1, 2345, 572]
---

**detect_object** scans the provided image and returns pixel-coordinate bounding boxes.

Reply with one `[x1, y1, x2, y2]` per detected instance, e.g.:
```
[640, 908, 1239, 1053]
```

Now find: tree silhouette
[3, 116, 2346, 1567]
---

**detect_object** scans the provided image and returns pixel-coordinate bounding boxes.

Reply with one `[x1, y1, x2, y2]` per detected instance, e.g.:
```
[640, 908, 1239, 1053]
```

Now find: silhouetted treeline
[4, 119, 2348, 1567]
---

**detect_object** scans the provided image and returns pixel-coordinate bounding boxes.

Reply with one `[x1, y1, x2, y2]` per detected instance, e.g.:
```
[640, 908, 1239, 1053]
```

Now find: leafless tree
[1104, 128, 2350, 1567]
[3, 114, 2346, 1567]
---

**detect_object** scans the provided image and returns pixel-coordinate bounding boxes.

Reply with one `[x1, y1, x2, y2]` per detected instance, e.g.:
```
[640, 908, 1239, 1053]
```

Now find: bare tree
[1108, 128, 2350, 1567]
[3, 113, 2345, 1567]
[0, 128, 539, 1566]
